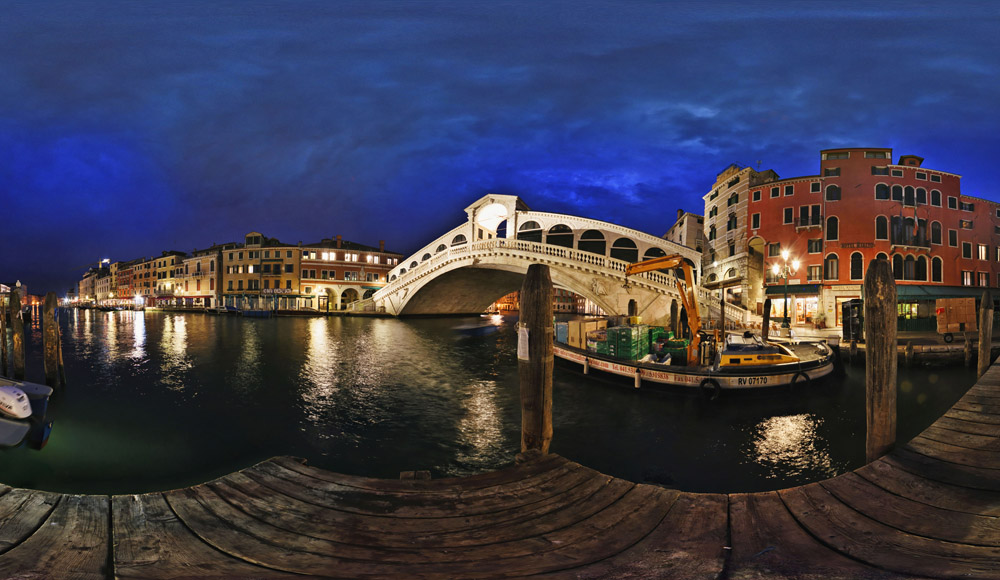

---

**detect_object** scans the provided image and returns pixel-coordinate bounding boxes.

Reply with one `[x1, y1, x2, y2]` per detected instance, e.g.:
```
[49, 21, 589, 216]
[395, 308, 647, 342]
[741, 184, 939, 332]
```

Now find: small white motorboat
[0, 386, 32, 420]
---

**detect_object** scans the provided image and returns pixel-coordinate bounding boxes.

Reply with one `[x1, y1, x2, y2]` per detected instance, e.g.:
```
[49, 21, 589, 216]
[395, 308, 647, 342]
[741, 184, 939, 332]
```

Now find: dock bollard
[518, 264, 553, 455]
[864, 260, 896, 462]
[978, 290, 993, 378]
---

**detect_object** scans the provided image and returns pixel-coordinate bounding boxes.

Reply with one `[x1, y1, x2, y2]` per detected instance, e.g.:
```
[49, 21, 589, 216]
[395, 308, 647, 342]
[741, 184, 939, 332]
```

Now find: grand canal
[1, 309, 976, 495]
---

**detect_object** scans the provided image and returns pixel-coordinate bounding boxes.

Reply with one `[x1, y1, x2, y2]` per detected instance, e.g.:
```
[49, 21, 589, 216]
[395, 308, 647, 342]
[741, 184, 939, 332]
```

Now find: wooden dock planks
[0, 365, 997, 578]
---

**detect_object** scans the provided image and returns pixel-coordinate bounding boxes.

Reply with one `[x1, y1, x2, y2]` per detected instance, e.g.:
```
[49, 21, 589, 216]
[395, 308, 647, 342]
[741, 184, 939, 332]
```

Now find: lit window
[248, 265, 254, 274]
[962, 271, 973, 286]
[979, 244, 988, 260]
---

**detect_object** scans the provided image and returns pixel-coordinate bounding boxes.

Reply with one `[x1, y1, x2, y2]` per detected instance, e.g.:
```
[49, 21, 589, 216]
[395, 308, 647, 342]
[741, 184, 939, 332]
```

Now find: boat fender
[699, 378, 721, 401]
[791, 371, 810, 387]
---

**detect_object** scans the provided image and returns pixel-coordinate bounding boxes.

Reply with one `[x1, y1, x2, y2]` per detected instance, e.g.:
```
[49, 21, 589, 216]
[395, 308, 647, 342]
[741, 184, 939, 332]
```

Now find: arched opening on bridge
[399, 268, 407, 275]
[451, 234, 468, 246]
[495, 220, 507, 238]
[546, 224, 574, 248]
[410, 260, 419, 269]
[436, 244, 447, 253]
[578, 230, 606, 255]
[517, 221, 542, 242]
[389, 275, 397, 281]
[421, 253, 431, 261]
[340, 288, 360, 308]
[747, 236, 766, 315]
[643, 247, 666, 260]
[363, 289, 376, 300]
[610, 237, 638, 262]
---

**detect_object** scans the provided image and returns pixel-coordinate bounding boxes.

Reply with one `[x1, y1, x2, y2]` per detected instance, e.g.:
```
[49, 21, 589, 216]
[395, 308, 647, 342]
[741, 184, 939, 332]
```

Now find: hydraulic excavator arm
[624, 254, 703, 365]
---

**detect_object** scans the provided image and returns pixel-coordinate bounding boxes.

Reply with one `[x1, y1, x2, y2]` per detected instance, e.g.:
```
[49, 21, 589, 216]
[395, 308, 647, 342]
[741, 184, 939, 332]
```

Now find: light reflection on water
[749, 414, 834, 480]
[0, 311, 978, 496]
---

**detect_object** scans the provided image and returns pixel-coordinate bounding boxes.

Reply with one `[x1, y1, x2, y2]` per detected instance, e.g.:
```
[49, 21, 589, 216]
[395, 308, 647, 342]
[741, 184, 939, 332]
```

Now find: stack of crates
[555, 322, 569, 345]
[586, 329, 610, 355]
[607, 326, 642, 360]
[654, 336, 691, 365]
[647, 326, 670, 351]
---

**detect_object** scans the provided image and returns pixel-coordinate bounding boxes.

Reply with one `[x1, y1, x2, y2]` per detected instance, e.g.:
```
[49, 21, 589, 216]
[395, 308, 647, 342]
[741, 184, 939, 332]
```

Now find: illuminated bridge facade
[352, 195, 722, 326]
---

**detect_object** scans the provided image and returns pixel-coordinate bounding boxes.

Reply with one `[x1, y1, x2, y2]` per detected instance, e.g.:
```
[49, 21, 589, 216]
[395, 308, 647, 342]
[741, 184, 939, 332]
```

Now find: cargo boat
[554, 333, 836, 396]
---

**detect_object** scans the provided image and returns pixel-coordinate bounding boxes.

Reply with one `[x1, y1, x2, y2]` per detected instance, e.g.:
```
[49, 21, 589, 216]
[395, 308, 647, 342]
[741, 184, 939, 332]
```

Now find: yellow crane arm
[624, 254, 703, 365]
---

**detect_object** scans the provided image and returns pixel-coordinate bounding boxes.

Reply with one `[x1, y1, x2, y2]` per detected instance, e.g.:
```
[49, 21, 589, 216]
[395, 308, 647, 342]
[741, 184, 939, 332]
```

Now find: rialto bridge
[352, 195, 734, 327]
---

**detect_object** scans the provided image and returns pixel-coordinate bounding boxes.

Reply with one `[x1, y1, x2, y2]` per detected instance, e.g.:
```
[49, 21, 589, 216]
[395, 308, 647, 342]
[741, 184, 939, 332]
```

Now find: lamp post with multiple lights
[771, 250, 800, 330]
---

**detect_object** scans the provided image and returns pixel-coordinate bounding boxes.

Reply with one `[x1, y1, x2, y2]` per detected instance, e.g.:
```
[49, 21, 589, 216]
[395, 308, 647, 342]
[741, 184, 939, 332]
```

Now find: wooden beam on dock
[518, 263, 553, 454]
[43, 292, 66, 389]
[978, 289, 993, 378]
[863, 259, 896, 463]
[9, 290, 25, 380]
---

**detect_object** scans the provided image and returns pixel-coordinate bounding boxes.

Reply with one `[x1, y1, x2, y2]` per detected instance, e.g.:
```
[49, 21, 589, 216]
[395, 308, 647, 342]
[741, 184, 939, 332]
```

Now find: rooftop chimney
[677, 209, 684, 221]
[336, 235, 342, 248]
[379, 240, 385, 252]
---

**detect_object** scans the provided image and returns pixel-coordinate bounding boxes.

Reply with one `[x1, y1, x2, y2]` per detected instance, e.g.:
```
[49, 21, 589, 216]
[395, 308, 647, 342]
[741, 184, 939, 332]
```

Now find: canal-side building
[178, 244, 233, 309]
[221, 232, 304, 310]
[299, 236, 401, 310]
[748, 147, 998, 329]
[260, 241, 302, 311]
[133, 257, 156, 303]
[663, 209, 704, 251]
[701, 163, 780, 312]
[153, 251, 188, 307]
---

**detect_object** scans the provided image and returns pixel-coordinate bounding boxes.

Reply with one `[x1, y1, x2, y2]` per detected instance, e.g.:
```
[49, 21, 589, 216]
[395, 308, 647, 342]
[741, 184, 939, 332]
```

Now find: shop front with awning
[765, 284, 821, 326]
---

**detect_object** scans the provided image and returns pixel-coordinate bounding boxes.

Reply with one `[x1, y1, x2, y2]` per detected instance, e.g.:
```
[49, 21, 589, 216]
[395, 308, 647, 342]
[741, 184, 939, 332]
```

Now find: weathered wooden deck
[1, 370, 998, 578]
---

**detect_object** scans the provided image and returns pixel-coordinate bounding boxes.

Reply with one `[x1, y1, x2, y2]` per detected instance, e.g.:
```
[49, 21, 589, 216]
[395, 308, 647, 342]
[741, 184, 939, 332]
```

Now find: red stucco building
[744, 147, 997, 329]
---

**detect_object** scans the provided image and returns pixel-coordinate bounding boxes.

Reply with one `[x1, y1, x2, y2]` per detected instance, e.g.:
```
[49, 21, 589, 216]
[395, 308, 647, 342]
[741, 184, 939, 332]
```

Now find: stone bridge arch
[361, 194, 706, 326]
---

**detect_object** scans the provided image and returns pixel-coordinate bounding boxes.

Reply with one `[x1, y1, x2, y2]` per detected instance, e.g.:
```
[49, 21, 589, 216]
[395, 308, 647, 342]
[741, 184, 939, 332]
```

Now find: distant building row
[76, 233, 404, 311]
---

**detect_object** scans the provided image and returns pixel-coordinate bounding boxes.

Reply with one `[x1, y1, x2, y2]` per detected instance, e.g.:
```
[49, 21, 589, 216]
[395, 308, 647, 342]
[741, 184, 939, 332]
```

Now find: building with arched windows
[741, 147, 998, 329]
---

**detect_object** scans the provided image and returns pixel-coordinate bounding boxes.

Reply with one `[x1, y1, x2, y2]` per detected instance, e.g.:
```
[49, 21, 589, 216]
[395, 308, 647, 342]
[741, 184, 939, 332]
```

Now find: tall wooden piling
[762, 298, 771, 342]
[10, 290, 25, 380]
[719, 291, 725, 332]
[43, 292, 67, 388]
[0, 300, 7, 377]
[518, 264, 553, 454]
[978, 290, 993, 378]
[864, 260, 896, 462]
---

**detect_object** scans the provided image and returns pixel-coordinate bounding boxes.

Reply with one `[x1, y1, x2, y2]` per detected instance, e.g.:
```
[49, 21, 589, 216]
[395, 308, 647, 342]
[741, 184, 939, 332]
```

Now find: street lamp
[771, 250, 800, 330]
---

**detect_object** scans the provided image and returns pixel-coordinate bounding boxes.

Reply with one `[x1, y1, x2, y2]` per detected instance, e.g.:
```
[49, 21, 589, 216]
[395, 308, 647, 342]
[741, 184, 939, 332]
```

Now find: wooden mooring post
[518, 264, 553, 455]
[43, 292, 67, 388]
[10, 290, 25, 380]
[977, 289, 993, 378]
[0, 297, 6, 377]
[762, 298, 771, 342]
[864, 260, 896, 462]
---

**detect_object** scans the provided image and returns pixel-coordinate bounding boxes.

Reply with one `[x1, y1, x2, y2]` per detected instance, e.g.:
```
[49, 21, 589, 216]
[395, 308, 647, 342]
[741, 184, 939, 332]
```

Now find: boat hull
[554, 342, 836, 391]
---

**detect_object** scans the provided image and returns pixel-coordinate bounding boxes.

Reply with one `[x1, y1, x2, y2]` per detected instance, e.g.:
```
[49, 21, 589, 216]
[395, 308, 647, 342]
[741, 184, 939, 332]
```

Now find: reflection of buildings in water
[104, 311, 118, 360]
[751, 413, 834, 479]
[233, 321, 262, 394]
[300, 317, 338, 424]
[159, 315, 191, 390]
[130, 311, 146, 361]
[456, 380, 504, 468]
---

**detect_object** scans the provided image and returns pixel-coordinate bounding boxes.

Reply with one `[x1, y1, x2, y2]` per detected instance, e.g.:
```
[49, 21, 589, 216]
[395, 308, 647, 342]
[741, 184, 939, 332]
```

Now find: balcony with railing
[794, 215, 823, 230]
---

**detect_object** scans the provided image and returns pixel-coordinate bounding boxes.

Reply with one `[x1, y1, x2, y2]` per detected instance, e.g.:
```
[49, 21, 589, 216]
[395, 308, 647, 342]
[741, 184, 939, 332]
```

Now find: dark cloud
[1, 1, 998, 292]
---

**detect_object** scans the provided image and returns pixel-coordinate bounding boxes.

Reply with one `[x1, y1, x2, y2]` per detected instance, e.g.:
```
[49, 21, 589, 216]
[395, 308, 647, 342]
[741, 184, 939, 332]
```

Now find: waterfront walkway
[1, 373, 998, 578]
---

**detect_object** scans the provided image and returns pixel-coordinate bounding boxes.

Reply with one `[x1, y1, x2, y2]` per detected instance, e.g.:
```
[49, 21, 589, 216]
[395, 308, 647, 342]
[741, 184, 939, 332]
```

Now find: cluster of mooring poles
[516, 261, 995, 467]
[0, 290, 66, 388]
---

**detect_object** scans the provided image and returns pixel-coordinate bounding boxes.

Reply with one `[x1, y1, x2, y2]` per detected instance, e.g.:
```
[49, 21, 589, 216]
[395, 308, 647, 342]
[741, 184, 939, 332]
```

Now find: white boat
[0, 379, 54, 418]
[0, 386, 32, 420]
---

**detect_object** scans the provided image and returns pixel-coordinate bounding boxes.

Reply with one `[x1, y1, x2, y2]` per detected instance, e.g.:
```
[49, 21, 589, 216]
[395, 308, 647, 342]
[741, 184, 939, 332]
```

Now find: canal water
[1, 310, 975, 495]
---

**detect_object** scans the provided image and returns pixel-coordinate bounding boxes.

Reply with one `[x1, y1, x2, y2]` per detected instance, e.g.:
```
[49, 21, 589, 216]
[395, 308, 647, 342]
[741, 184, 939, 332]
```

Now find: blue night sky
[3, 1, 999, 293]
